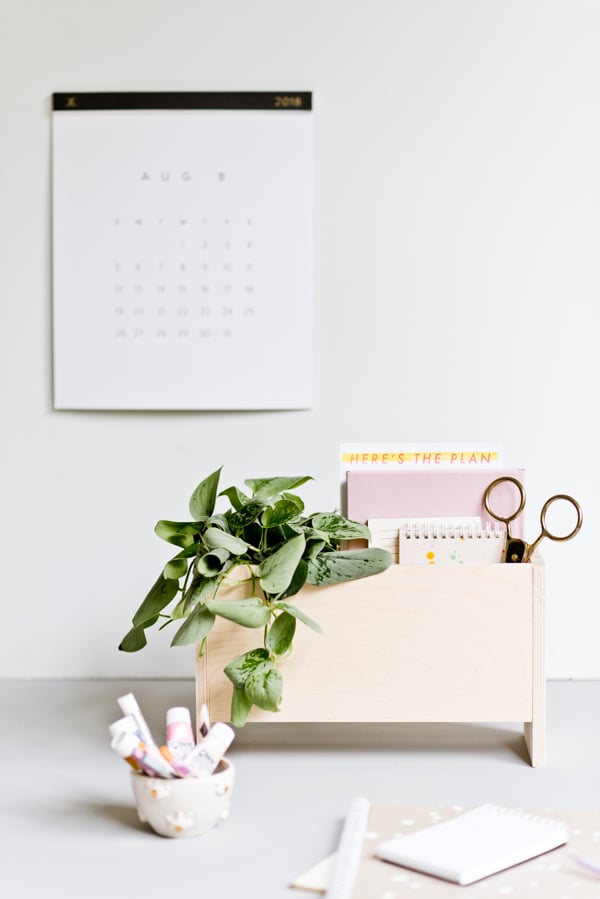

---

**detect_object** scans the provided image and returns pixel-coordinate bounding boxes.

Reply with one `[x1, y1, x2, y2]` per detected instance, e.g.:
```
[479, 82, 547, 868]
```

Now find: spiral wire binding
[402, 520, 504, 540]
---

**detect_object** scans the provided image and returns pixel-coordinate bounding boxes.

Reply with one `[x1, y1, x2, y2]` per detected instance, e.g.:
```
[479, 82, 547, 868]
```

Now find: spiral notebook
[398, 520, 505, 565]
[376, 804, 569, 885]
[368, 516, 482, 563]
[292, 804, 588, 897]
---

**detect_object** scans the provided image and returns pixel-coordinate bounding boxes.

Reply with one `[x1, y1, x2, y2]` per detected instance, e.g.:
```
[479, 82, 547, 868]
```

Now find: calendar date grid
[110, 213, 258, 341]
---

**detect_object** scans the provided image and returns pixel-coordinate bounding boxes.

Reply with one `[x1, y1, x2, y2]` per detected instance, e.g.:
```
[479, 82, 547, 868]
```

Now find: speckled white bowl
[130, 758, 235, 838]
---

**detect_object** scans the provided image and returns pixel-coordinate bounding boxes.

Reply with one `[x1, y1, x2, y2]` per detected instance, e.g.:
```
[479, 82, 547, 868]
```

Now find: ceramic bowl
[130, 757, 235, 838]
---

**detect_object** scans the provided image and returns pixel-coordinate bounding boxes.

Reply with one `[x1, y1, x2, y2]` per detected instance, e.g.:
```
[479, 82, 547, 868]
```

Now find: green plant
[119, 466, 392, 725]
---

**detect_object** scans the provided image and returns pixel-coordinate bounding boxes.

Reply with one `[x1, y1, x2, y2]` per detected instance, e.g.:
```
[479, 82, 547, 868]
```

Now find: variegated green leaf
[245, 476, 313, 498]
[310, 513, 371, 541]
[224, 648, 270, 688]
[257, 533, 306, 595]
[119, 624, 148, 652]
[196, 548, 230, 577]
[206, 596, 270, 628]
[218, 486, 250, 511]
[163, 557, 188, 580]
[228, 500, 265, 529]
[154, 520, 201, 548]
[244, 661, 283, 712]
[189, 466, 222, 519]
[183, 576, 217, 614]
[261, 499, 303, 528]
[230, 686, 253, 727]
[276, 601, 323, 634]
[266, 611, 296, 656]
[203, 527, 248, 555]
[170, 604, 216, 646]
[132, 574, 179, 627]
[306, 548, 392, 586]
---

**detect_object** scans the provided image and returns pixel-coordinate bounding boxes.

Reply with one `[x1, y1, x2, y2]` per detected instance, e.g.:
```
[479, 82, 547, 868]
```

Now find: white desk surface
[1, 679, 599, 898]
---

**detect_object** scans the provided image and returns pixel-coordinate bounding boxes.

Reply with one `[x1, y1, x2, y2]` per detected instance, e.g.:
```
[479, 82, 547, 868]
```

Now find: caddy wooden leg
[524, 555, 546, 766]
[524, 718, 545, 767]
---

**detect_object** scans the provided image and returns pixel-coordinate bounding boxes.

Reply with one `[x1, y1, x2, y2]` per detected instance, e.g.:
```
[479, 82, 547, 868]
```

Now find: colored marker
[108, 716, 143, 770]
[160, 745, 193, 777]
[117, 693, 156, 747]
[166, 707, 195, 758]
[572, 853, 600, 876]
[198, 702, 211, 739]
[182, 722, 234, 776]
[111, 731, 176, 778]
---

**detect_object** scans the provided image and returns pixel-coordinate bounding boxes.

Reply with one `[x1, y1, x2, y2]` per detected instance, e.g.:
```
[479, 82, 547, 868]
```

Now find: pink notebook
[346, 468, 525, 538]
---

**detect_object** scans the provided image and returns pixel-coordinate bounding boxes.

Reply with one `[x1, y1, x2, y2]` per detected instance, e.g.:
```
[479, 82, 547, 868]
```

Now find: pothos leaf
[170, 603, 216, 646]
[276, 601, 323, 634]
[257, 533, 306, 595]
[261, 499, 303, 528]
[245, 476, 313, 498]
[189, 465, 222, 519]
[162, 557, 189, 580]
[228, 500, 265, 529]
[276, 558, 308, 600]
[224, 648, 270, 688]
[266, 611, 296, 656]
[196, 548, 230, 577]
[206, 596, 271, 628]
[306, 548, 392, 586]
[309, 513, 371, 541]
[183, 576, 218, 614]
[203, 527, 248, 555]
[119, 624, 147, 652]
[154, 520, 202, 548]
[132, 574, 179, 627]
[244, 661, 283, 712]
[230, 686, 253, 727]
[218, 485, 250, 511]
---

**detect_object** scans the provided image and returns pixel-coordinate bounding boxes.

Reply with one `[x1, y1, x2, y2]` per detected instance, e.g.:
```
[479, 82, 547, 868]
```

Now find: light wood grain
[524, 552, 546, 766]
[195, 561, 545, 764]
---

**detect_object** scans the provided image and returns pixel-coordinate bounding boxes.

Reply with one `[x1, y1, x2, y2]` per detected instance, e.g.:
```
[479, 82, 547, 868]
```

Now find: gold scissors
[483, 476, 583, 563]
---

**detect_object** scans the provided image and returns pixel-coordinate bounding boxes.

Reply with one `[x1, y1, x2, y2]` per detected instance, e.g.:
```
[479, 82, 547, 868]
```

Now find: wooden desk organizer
[195, 556, 545, 766]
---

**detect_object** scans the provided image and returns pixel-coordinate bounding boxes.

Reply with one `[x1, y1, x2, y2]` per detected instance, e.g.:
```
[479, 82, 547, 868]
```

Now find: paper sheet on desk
[291, 806, 600, 897]
[291, 853, 335, 893]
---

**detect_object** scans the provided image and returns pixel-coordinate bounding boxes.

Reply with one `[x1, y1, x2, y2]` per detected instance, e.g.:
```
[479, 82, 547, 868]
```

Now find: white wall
[0, 0, 596, 679]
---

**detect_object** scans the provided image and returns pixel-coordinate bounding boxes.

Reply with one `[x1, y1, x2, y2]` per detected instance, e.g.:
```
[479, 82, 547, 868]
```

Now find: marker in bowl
[117, 693, 156, 747]
[111, 731, 176, 778]
[159, 745, 193, 777]
[166, 707, 195, 758]
[182, 722, 235, 776]
[198, 702, 211, 739]
[109, 714, 140, 740]
[108, 716, 143, 770]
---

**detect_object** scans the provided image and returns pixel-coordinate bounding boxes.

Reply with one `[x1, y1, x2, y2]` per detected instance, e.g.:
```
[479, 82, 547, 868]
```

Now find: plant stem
[180, 556, 195, 597]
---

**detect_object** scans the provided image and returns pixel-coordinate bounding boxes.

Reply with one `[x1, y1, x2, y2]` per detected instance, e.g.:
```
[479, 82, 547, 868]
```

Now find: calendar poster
[51, 92, 313, 410]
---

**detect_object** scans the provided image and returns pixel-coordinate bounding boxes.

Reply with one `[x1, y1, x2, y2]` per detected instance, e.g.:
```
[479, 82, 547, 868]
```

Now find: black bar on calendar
[52, 92, 312, 111]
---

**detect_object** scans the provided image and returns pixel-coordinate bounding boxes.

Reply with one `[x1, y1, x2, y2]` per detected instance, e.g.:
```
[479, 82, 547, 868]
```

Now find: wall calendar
[51, 92, 313, 410]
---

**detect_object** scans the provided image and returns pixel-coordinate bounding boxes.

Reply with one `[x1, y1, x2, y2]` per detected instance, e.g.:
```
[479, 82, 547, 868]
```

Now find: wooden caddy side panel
[524, 554, 546, 766]
[196, 562, 540, 738]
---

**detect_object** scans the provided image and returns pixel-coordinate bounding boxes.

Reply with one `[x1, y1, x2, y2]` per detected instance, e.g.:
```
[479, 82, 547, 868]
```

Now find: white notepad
[376, 804, 569, 885]
[368, 516, 481, 563]
[398, 521, 505, 565]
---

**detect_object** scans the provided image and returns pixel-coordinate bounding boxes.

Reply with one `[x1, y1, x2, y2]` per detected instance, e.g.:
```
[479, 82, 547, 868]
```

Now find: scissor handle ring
[483, 476, 526, 526]
[539, 494, 583, 542]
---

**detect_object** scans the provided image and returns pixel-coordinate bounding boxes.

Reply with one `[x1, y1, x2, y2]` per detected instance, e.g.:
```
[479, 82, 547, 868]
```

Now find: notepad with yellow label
[376, 804, 569, 885]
